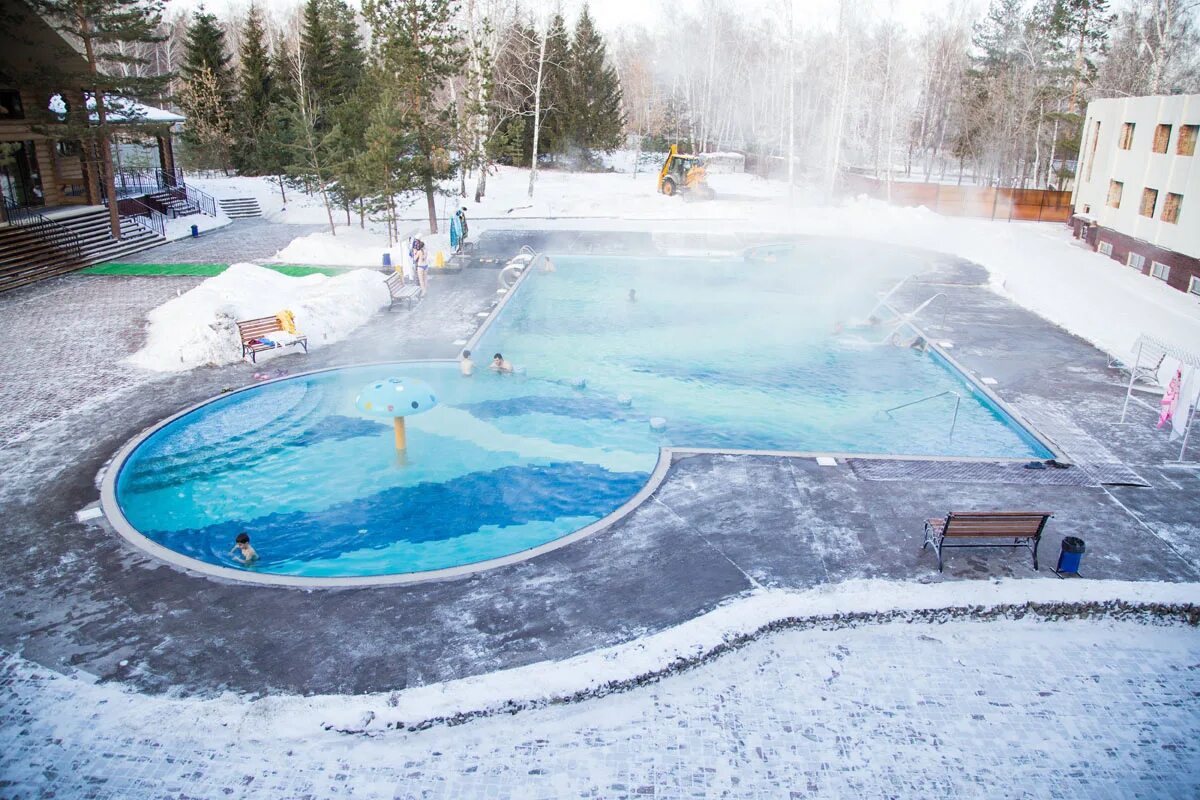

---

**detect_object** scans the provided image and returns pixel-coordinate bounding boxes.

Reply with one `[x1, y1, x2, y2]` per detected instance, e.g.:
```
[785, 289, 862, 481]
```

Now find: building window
[1179, 125, 1198, 157]
[1189, 276, 1200, 296]
[1140, 188, 1158, 217]
[1153, 124, 1172, 153]
[1163, 192, 1183, 224]
[1098, 240, 1113, 256]
[1119, 122, 1136, 149]
[0, 90, 23, 119]
[1128, 252, 1146, 270]
[1107, 180, 1123, 208]
[1150, 261, 1170, 281]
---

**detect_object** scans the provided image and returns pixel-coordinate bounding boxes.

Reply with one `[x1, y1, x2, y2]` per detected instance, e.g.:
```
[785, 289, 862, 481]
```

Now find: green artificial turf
[80, 262, 342, 277]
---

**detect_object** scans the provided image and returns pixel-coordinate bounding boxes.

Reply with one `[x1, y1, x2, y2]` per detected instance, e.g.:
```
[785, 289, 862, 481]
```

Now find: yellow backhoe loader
[657, 145, 715, 201]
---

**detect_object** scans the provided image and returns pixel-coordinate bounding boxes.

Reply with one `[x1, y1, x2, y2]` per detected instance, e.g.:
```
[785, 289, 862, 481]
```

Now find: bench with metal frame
[922, 511, 1053, 572]
[384, 271, 421, 310]
[236, 316, 308, 363]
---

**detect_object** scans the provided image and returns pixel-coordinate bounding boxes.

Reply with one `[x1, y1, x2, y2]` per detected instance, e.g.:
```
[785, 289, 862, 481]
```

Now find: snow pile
[127, 263, 390, 372]
[274, 226, 453, 268]
[303, 577, 1197, 733]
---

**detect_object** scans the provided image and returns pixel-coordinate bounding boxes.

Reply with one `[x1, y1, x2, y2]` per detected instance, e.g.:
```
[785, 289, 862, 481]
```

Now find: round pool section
[107, 363, 661, 583]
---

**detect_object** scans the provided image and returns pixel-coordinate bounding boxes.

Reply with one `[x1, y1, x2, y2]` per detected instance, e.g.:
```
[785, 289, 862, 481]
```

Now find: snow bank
[126, 263, 390, 372]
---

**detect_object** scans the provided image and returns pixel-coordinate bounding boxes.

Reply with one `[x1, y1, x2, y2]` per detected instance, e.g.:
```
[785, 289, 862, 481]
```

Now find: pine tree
[362, 0, 464, 234]
[566, 5, 624, 160]
[232, 4, 275, 174]
[180, 6, 234, 169]
[29, 0, 169, 238]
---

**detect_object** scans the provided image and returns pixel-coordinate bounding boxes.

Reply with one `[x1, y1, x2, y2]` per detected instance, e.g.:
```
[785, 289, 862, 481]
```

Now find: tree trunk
[528, 27, 547, 199]
[277, 174, 287, 202]
[79, 13, 122, 239]
[424, 173, 438, 234]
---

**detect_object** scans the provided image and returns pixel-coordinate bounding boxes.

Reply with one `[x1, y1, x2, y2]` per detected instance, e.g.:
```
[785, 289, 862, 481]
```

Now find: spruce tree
[232, 4, 275, 174]
[538, 13, 571, 161]
[300, 0, 337, 117]
[328, 0, 366, 99]
[28, 0, 168, 238]
[180, 6, 235, 169]
[362, 0, 464, 234]
[566, 5, 624, 160]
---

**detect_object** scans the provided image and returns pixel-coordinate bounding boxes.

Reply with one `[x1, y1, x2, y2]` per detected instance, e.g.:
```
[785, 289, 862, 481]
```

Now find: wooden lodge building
[0, 1, 215, 293]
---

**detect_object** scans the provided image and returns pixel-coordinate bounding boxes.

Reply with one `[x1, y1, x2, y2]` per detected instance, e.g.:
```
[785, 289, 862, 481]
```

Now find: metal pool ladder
[884, 390, 962, 439]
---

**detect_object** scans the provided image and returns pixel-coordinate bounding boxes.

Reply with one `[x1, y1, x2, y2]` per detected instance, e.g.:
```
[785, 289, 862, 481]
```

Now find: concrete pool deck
[0, 227, 1196, 698]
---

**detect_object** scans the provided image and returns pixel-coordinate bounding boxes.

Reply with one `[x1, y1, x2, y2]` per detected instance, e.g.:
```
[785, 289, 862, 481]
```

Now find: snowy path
[2, 617, 1197, 799]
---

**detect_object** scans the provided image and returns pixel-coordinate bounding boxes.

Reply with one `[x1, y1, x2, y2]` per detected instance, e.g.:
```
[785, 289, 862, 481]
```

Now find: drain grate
[1083, 463, 1151, 487]
[846, 458, 1099, 486]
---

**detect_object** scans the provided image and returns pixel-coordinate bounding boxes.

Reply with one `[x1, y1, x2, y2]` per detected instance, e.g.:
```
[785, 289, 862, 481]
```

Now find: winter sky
[169, 0, 964, 35]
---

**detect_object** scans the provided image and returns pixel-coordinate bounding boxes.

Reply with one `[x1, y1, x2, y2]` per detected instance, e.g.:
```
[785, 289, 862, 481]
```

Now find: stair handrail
[116, 197, 166, 238]
[181, 183, 217, 217]
[2, 198, 83, 263]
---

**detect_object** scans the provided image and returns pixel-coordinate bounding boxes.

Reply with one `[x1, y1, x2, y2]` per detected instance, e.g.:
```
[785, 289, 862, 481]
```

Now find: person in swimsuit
[229, 532, 259, 565]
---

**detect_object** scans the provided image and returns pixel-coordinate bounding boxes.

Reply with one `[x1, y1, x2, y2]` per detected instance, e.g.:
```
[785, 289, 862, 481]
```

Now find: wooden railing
[841, 173, 1074, 223]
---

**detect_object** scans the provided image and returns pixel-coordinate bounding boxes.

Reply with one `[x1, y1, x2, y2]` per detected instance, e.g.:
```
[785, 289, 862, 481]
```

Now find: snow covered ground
[191, 161, 1200, 374]
[3, 600, 1196, 798]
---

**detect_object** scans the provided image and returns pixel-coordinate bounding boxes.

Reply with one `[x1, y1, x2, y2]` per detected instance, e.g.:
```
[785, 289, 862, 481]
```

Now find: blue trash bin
[382, 252, 392, 269]
[1056, 537, 1085, 574]
[190, 224, 199, 238]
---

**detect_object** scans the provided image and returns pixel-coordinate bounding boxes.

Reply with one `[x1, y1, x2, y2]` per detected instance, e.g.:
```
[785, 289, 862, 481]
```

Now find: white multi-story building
[1071, 94, 1199, 297]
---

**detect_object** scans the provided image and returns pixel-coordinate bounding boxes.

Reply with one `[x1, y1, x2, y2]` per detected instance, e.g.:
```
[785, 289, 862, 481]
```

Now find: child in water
[460, 349, 475, 376]
[230, 532, 259, 565]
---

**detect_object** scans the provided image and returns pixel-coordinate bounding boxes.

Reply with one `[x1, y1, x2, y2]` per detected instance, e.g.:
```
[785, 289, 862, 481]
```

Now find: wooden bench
[384, 271, 421, 310]
[236, 316, 308, 363]
[922, 511, 1053, 572]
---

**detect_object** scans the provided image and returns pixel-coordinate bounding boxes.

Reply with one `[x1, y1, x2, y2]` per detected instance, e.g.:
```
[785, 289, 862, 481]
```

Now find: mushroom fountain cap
[355, 377, 438, 418]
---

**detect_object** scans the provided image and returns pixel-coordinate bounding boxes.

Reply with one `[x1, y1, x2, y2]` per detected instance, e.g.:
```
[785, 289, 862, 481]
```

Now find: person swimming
[460, 349, 475, 376]
[490, 353, 513, 373]
[229, 532, 259, 565]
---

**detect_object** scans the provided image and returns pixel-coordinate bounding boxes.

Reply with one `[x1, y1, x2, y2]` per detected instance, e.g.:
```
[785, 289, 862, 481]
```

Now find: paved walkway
[0, 230, 1195, 700]
[114, 218, 327, 264]
[2, 618, 1196, 798]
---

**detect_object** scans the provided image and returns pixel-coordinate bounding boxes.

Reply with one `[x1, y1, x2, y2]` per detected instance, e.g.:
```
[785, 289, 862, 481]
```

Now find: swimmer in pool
[229, 532, 259, 564]
[490, 352, 513, 373]
[542, 257, 556, 272]
[460, 349, 475, 376]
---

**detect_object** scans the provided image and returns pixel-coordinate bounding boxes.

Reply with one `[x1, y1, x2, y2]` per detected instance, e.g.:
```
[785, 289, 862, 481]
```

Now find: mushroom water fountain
[354, 377, 438, 460]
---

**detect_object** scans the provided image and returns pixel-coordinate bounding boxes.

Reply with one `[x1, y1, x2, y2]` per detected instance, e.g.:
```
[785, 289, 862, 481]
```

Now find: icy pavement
[1, 617, 1197, 798]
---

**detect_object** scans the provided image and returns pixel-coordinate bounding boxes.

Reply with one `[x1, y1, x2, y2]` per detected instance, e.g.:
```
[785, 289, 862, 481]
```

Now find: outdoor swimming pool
[110, 250, 1054, 581]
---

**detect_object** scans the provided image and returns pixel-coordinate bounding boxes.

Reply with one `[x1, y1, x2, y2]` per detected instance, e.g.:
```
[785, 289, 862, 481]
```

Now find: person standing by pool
[460, 349, 475, 376]
[457, 207, 469, 250]
[229, 532, 259, 565]
[490, 353, 513, 373]
[412, 238, 429, 296]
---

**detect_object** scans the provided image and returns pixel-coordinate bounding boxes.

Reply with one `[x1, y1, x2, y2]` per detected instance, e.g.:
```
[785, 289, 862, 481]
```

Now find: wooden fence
[842, 173, 1073, 222]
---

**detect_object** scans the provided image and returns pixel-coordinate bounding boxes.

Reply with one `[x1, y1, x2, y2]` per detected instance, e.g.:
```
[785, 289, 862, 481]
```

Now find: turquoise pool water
[113, 251, 1052, 578]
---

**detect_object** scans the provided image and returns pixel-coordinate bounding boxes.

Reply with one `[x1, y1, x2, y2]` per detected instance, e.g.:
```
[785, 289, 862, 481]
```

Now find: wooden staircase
[0, 207, 165, 293]
[147, 190, 202, 218]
